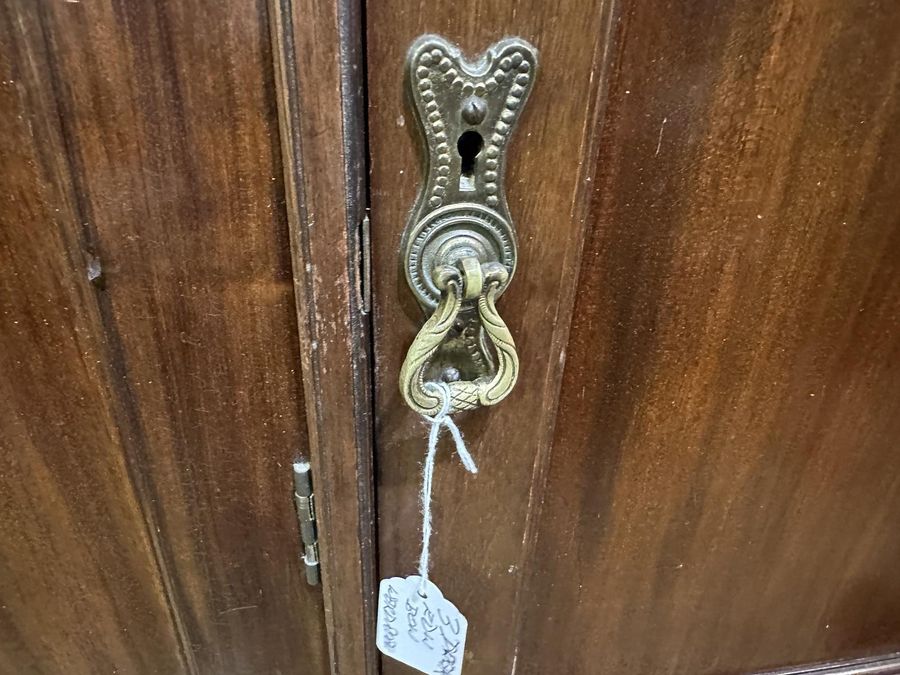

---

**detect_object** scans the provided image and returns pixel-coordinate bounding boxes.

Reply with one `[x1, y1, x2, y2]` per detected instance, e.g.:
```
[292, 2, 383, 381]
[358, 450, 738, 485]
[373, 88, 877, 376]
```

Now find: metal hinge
[357, 212, 372, 314]
[293, 462, 320, 585]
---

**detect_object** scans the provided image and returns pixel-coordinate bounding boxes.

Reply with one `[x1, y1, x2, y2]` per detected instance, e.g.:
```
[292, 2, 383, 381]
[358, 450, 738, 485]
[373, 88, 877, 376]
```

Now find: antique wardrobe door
[1, 0, 374, 673]
[366, 2, 900, 675]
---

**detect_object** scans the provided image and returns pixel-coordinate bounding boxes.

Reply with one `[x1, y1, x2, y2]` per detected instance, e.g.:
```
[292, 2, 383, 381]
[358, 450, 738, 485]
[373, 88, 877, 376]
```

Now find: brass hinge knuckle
[357, 213, 372, 314]
[297, 493, 315, 522]
[292, 462, 321, 585]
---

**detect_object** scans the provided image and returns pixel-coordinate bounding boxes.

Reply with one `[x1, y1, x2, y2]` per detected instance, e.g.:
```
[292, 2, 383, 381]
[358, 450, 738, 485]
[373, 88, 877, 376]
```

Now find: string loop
[417, 381, 477, 595]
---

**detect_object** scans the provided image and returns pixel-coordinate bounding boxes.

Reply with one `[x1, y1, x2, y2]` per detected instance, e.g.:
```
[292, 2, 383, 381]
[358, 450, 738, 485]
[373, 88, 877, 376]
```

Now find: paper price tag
[376, 576, 468, 675]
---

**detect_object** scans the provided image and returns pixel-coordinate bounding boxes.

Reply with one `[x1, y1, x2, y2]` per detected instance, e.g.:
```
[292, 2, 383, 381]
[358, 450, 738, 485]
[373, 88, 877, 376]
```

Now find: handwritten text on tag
[376, 576, 467, 675]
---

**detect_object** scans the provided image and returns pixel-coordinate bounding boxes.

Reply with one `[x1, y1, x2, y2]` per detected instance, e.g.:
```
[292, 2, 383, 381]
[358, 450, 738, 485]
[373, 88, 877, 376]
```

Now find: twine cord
[417, 382, 477, 596]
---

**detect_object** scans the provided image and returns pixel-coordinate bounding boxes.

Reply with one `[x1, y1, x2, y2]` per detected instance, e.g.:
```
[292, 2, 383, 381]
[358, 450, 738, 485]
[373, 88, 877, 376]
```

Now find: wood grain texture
[0, 4, 185, 672]
[269, 0, 378, 672]
[517, 1, 900, 674]
[369, 0, 900, 674]
[2, 0, 329, 672]
[366, 1, 615, 674]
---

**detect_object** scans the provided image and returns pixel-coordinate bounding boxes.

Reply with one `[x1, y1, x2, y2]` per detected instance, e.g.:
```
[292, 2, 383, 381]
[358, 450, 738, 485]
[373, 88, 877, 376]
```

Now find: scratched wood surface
[0, 4, 184, 671]
[1, 0, 330, 672]
[367, 0, 900, 674]
[517, 1, 900, 673]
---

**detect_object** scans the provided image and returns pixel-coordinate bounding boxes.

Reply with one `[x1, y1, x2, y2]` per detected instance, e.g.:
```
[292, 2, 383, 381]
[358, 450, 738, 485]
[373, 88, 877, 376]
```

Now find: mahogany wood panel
[269, 0, 378, 671]
[517, 1, 900, 674]
[0, 4, 184, 672]
[4, 1, 330, 672]
[368, 0, 900, 674]
[366, 1, 615, 673]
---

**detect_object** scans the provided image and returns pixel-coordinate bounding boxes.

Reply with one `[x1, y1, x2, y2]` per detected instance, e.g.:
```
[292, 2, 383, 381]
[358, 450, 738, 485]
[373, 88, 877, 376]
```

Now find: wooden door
[5, 0, 900, 673]
[0, 1, 374, 673]
[366, 1, 900, 674]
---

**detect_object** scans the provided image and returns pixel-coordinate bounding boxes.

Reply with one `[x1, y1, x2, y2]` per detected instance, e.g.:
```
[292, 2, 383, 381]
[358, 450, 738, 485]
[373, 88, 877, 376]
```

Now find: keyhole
[457, 130, 483, 192]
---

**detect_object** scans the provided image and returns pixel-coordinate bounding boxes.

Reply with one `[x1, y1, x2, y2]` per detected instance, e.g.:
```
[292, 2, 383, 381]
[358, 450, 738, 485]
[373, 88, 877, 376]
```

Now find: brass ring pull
[399, 259, 519, 416]
[397, 34, 536, 417]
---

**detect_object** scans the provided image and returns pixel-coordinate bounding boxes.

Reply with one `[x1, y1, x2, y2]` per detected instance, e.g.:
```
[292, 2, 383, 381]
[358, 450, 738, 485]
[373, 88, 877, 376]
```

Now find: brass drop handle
[398, 34, 537, 417]
[399, 259, 519, 416]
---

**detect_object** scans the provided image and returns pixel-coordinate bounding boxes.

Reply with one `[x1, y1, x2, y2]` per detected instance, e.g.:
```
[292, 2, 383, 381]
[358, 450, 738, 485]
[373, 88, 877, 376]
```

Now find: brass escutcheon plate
[402, 34, 538, 309]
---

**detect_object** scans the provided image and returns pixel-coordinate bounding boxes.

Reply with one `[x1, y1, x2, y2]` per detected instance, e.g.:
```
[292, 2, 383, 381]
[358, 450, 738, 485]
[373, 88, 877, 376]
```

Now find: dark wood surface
[0, 4, 184, 672]
[366, 0, 616, 673]
[367, 1, 900, 674]
[269, 0, 379, 672]
[1, 0, 330, 672]
[519, 1, 900, 672]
